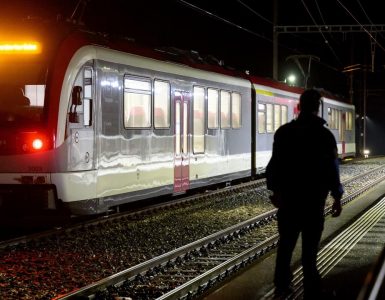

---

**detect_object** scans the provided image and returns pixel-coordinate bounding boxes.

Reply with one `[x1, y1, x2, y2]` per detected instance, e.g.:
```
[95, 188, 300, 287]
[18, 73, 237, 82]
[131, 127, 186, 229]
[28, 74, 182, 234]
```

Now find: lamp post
[286, 55, 320, 88]
[285, 74, 296, 86]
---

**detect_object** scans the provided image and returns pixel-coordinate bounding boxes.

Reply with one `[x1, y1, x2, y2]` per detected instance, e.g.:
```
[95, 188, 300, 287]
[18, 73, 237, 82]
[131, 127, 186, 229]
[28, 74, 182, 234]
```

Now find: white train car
[0, 28, 356, 215]
[0, 30, 252, 215]
[251, 80, 356, 174]
[321, 96, 356, 158]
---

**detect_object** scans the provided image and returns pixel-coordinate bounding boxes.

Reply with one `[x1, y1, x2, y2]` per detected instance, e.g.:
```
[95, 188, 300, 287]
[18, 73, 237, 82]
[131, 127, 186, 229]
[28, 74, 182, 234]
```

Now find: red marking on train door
[174, 91, 190, 193]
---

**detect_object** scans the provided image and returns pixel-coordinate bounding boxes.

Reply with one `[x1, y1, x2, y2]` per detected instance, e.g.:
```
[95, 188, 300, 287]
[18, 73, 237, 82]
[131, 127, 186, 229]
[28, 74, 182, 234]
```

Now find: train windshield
[0, 58, 48, 127]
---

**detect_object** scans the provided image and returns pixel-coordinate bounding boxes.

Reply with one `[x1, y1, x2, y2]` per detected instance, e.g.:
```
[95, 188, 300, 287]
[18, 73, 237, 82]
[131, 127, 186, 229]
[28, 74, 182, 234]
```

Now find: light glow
[287, 74, 296, 84]
[32, 138, 44, 150]
[21, 131, 51, 153]
[0, 42, 41, 54]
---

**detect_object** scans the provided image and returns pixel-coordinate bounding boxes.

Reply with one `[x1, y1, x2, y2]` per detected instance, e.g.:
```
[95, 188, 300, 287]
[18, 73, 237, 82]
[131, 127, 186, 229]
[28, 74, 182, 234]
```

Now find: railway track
[55, 163, 385, 300]
[0, 158, 384, 299]
[263, 191, 385, 299]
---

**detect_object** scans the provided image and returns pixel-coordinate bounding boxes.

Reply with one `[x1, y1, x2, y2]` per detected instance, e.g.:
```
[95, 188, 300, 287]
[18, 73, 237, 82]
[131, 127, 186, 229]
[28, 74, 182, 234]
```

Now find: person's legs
[274, 209, 301, 292]
[301, 209, 324, 297]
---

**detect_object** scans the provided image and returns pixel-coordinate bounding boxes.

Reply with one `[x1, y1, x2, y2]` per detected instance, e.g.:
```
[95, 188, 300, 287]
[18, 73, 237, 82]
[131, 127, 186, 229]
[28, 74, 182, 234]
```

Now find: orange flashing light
[0, 42, 41, 54]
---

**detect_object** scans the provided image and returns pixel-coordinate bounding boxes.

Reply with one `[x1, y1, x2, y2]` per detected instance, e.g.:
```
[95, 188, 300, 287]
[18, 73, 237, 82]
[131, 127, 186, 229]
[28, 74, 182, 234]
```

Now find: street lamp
[285, 74, 296, 86]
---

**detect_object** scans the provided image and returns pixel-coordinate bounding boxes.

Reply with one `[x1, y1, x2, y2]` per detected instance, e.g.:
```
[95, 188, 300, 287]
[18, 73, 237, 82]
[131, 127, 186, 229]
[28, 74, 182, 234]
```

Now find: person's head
[299, 89, 322, 115]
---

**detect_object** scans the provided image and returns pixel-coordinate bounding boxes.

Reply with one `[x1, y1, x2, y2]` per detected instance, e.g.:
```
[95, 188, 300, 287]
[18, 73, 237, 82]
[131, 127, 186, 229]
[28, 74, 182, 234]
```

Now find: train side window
[266, 103, 273, 132]
[281, 105, 288, 125]
[83, 68, 93, 126]
[328, 107, 332, 128]
[274, 104, 280, 131]
[258, 103, 266, 133]
[154, 80, 170, 128]
[232, 92, 241, 129]
[345, 112, 350, 130]
[208, 88, 219, 129]
[329, 107, 337, 129]
[220, 90, 231, 129]
[193, 86, 205, 153]
[25, 85, 45, 107]
[338, 110, 343, 141]
[124, 76, 151, 128]
[346, 111, 353, 130]
[337, 110, 341, 130]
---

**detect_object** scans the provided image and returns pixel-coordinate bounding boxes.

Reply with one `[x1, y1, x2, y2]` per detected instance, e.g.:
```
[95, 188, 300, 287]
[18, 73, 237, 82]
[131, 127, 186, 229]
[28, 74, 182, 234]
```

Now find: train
[0, 26, 356, 215]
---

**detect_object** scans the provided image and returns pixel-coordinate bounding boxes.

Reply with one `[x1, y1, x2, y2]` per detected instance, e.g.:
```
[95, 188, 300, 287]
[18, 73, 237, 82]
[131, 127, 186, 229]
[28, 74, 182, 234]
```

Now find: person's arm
[330, 148, 344, 217]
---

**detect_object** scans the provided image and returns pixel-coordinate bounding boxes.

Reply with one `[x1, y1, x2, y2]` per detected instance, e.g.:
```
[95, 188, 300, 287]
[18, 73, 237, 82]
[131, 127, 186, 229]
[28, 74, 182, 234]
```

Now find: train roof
[1, 21, 352, 105]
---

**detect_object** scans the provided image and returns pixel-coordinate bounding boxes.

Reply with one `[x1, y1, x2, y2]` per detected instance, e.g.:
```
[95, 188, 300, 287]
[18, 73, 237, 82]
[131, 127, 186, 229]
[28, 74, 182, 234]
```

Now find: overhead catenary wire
[177, 0, 314, 59]
[178, 0, 343, 76]
[177, 0, 271, 42]
[236, 0, 273, 25]
[356, 0, 385, 40]
[300, 0, 342, 65]
[336, 0, 385, 53]
[314, 0, 340, 46]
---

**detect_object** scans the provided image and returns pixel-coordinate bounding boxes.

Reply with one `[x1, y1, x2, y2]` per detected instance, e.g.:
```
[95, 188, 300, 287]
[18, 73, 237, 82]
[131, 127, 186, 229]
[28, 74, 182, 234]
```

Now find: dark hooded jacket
[266, 113, 343, 204]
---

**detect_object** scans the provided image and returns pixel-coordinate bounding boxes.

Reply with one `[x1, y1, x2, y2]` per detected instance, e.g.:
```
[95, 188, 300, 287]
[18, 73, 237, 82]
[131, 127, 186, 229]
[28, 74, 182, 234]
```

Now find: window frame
[153, 79, 171, 129]
[123, 75, 152, 129]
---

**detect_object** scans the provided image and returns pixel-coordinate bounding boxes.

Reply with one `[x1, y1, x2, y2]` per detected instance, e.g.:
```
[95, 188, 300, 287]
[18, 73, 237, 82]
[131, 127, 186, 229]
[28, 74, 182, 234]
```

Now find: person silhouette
[266, 88, 343, 299]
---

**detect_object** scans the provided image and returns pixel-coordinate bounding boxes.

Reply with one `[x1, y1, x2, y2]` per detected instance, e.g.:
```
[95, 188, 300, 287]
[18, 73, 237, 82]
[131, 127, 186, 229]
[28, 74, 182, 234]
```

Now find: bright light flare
[32, 138, 44, 150]
[0, 42, 41, 54]
[287, 75, 296, 84]
[21, 131, 51, 153]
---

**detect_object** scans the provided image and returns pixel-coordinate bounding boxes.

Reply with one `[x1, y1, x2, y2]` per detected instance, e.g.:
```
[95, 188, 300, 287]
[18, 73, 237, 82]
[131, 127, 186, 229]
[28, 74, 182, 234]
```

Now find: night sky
[2, 0, 385, 153]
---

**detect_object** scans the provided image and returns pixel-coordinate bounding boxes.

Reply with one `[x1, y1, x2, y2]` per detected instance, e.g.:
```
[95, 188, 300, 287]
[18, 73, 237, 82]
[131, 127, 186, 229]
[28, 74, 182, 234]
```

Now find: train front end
[0, 37, 59, 216]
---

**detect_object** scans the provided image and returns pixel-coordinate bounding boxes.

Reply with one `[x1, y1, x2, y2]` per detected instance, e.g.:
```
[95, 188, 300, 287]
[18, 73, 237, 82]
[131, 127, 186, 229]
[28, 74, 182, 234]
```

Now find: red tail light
[32, 138, 44, 150]
[21, 131, 52, 153]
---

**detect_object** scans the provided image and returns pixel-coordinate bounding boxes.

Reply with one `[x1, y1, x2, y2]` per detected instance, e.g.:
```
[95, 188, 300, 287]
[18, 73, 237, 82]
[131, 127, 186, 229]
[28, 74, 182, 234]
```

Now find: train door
[174, 91, 190, 193]
[67, 65, 95, 171]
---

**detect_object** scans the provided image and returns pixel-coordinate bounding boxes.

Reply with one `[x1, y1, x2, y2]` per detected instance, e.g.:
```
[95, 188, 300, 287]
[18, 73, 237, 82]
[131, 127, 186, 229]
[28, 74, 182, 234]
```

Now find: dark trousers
[274, 201, 325, 294]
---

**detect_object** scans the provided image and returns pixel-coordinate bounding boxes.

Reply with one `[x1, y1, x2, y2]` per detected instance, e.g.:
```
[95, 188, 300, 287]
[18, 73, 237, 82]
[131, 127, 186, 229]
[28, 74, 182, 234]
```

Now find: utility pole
[273, 0, 278, 80]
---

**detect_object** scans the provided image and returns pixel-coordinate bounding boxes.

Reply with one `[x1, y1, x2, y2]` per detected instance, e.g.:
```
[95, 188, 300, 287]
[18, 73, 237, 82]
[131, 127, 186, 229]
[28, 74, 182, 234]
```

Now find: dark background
[1, 0, 385, 154]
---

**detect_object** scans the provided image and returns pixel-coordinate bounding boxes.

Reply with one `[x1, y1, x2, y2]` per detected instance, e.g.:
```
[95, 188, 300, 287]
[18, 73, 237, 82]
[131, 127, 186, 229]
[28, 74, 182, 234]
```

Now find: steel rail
[57, 209, 276, 299]
[288, 195, 385, 299]
[263, 173, 385, 299]
[0, 162, 380, 249]
[58, 167, 385, 300]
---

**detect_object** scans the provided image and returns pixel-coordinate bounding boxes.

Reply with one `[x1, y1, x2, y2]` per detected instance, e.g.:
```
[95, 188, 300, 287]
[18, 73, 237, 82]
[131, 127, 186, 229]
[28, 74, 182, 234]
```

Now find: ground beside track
[200, 176, 385, 300]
